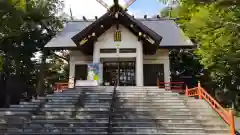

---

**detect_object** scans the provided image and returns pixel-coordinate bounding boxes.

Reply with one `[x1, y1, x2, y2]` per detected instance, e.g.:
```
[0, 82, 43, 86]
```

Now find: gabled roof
[69, 8, 163, 54]
[45, 18, 194, 50]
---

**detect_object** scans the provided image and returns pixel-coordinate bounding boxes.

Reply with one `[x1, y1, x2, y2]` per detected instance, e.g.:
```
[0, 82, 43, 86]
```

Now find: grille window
[100, 49, 117, 53]
[119, 48, 136, 53]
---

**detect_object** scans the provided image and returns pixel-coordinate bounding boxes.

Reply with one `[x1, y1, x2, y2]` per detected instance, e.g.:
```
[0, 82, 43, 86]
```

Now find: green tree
[0, 56, 3, 72]
[0, 0, 64, 105]
[159, 0, 240, 109]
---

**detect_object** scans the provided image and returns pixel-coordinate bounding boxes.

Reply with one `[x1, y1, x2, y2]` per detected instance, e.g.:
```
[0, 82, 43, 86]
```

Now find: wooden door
[144, 64, 164, 86]
[75, 65, 87, 80]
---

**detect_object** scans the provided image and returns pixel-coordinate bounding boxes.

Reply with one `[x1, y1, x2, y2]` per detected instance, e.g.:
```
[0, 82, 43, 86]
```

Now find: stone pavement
[236, 117, 240, 130]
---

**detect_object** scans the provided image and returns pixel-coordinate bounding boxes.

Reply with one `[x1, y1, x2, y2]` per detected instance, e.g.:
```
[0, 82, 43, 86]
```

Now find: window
[100, 49, 117, 53]
[119, 48, 136, 53]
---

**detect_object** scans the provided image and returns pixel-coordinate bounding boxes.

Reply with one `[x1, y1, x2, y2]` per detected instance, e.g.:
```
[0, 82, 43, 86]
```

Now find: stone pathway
[236, 117, 240, 130]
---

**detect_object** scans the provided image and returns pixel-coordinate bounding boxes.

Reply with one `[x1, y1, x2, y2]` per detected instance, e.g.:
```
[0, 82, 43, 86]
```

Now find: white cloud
[64, 0, 107, 19]
[64, 0, 145, 19]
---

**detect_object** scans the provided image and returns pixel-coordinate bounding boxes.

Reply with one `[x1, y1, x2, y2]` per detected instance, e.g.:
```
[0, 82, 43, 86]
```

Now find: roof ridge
[67, 18, 178, 23]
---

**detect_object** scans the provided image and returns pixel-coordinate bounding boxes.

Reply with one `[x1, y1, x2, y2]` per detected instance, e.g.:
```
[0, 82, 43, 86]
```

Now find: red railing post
[229, 109, 235, 135]
[157, 77, 160, 88]
[185, 85, 189, 96]
[198, 81, 202, 99]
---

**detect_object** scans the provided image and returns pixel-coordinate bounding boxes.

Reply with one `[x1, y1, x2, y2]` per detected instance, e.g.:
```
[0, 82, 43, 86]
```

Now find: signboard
[87, 63, 103, 85]
[88, 63, 99, 81]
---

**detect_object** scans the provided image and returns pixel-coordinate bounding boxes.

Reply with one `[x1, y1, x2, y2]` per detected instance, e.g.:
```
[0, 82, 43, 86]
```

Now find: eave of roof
[45, 18, 194, 49]
[71, 11, 163, 50]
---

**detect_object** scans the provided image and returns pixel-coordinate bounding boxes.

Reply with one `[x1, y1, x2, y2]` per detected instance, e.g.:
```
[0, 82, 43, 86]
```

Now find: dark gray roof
[45, 19, 193, 48]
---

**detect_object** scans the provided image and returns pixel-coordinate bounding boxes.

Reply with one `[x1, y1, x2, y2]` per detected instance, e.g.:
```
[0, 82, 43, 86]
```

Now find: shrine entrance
[102, 59, 136, 86]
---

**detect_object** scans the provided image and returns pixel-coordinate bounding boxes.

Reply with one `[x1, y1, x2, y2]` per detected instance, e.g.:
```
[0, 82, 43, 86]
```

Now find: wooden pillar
[185, 85, 188, 96]
[198, 81, 202, 99]
[229, 109, 235, 135]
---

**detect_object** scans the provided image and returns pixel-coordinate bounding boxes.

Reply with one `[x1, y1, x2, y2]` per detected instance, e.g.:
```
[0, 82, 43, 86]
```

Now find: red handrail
[157, 78, 184, 92]
[185, 82, 235, 135]
[55, 82, 68, 92]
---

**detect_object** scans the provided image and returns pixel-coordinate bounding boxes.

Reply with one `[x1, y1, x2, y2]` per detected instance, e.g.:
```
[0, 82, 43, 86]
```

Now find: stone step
[17, 127, 206, 133]
[114, 107, 189, 110]
[41, 107, 210, 112]
[29, 118, 198, 125]
[115, 104, 187, 108]
[41, 108, 109, 112]
[52, 93, 82, 96]
[0, 111, 31, 116]
[116, 96, 180, 98]
[112, 118, 198, 124]
[45, 102, 76, 105]
[116, 100, 185, 103]
[38, 110, 109, 114]
[20, 102, 40, 105]
[110, 132, 207, 135]
[46, 97, 79, 100]
[30, 119, 108, 124]
[47, 100, 78, 103]
[32, 115, 108, 119]
[47, 94, 81, 97]
[116, 92, 178, 94]
[21, 126, 107, 132]
[0, 108, 36, 111]
[8, 131, 108, 135]
[85, 100, 184, 104]
[204, 127, 229, 133]
[113, 115, 222, 120]
[12, 132, 208, 135]
[111, 127, 206, 133]
[112, 121, 227, 128]
[10, 104, 39, 108]
[117, 99, 183, 102]
[38, 107, 214, 113]
[31, 99, 45, 103]
[43, 105, 75, 108]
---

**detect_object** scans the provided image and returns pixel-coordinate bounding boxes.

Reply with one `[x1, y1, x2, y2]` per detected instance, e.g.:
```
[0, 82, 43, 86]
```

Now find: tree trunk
[0, 72, 6, 107]
[36, 50, 47, 96]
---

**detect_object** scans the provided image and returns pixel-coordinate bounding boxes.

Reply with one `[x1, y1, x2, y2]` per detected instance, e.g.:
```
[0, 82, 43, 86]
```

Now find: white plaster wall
[68, 51, 93, 88]
[96, 25, 140, 49]
[94, 25, 141, 59]
[143, 49, 170, 83]
[94, 25, 143, 86]
[68, 24, 171, 87]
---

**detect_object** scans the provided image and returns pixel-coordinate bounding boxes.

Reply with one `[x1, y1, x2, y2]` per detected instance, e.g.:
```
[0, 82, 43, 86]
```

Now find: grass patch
[236, 111, 240, 117]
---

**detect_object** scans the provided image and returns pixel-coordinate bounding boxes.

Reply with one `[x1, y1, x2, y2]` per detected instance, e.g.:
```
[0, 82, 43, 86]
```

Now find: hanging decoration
[114, 30, 121, 41]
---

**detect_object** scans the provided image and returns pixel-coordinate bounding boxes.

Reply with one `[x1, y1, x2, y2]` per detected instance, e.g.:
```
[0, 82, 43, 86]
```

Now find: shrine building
[45, 3, 194, 87]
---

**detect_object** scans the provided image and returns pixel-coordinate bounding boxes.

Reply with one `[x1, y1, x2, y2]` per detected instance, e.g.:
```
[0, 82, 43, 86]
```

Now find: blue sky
[128, 0, 167, 17]
[64, 0, 167, 19]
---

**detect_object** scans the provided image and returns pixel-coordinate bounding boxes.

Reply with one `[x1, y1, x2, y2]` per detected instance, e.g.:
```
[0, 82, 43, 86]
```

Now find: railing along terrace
[157, 78, 184, 93]
[107, 76, 118, 134]
[54, 82, 68, 92]
[186, 82, 236, 135]
[54, 77, 77, 92]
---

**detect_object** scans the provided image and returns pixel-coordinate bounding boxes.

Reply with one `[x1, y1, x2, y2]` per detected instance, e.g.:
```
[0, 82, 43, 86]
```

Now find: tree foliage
[0, 0, 66, 105]
[0, 56, 3, 72]
[160, 0, 240, 108]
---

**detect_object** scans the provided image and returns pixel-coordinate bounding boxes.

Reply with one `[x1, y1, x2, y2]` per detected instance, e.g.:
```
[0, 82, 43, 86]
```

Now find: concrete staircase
[0, 86, 231, 135]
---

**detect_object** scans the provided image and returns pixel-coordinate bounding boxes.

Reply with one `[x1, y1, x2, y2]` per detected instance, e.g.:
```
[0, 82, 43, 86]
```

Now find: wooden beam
[96, 0, 109, 9]
[125, 0, 136, 9]
[114, 0, 119, 5]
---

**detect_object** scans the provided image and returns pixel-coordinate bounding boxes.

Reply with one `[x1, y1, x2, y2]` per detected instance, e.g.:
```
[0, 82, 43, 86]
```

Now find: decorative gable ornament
[96, 0, 136, 10]
[71, 0, 163, 55]
[114, 30, 121, 41]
